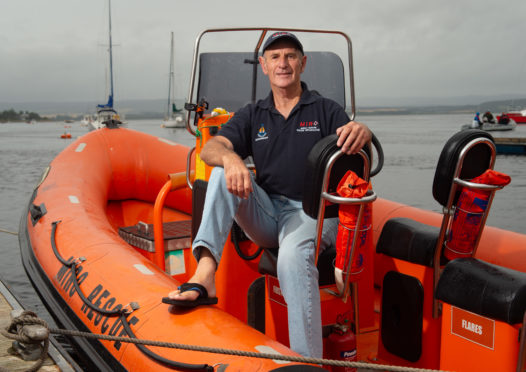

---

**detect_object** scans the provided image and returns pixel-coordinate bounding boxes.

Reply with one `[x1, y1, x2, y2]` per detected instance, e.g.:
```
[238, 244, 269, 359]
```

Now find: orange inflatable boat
[20, 28, 526, 372]
[20, 127, 328, 371]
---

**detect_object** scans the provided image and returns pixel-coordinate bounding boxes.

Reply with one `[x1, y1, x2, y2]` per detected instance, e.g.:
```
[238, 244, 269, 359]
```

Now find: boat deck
[0, 279, 77, 372]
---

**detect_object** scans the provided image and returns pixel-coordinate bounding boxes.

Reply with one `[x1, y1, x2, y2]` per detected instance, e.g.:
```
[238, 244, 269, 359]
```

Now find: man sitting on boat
[498, 113, 511, 124]
[164, 31, 372, 358]
[482, 111, 496, 124]
[471, 112, 482, 128]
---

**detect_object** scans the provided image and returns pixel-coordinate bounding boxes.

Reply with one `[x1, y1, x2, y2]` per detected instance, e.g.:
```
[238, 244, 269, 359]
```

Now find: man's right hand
[200, 136, 253, 199]
[222, 153, 253, 199]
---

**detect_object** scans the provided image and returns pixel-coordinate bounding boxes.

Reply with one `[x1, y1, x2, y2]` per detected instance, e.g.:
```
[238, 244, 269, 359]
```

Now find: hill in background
[357, 97, 526, 116]
[1, 97, 525, 119]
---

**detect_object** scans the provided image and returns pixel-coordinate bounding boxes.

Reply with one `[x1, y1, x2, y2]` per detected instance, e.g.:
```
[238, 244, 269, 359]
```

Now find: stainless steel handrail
[432, 137, 497, 318]
[186, 147, 196, 190]
[313, 148, 376, 331]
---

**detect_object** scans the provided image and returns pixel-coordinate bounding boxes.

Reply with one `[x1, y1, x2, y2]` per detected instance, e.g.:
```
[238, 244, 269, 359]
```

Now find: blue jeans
[192, 167, 337, 358]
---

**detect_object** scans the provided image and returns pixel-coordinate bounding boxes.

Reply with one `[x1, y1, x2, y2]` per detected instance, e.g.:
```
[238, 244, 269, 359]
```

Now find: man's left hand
[336, 121, 372, 154]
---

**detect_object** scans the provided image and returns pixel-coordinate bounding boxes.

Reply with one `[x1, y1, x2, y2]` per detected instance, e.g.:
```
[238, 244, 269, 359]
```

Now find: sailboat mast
[167, 32, 174, 118]
[108, 0, 114, 107]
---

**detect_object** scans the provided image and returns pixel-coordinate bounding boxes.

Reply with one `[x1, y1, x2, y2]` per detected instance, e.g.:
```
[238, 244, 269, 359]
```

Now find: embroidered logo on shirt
[297, 121, 320, 132]
[255, 123, 269, 141]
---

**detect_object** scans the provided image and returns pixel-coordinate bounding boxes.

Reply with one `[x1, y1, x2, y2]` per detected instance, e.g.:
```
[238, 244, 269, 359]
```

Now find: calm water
[0, 114, 525, 338]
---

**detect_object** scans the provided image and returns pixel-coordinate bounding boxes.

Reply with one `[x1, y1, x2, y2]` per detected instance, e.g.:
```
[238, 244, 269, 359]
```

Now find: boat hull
[20, 127, 321, 371]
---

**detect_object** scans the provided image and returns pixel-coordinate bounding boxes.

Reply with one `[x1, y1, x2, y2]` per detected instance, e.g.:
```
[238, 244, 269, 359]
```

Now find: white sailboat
[80, 114, 93, 127]
[89, 0, 123, 131]
[161, 32, 184, 128]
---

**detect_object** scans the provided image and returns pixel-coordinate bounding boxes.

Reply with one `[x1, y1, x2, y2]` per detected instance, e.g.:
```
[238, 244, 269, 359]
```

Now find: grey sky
[1, 0, 526, 107]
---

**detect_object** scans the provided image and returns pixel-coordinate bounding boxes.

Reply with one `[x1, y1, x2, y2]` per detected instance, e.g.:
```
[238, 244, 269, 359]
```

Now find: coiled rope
[1, 311, 449, 372]
[0, 311, 49, 372]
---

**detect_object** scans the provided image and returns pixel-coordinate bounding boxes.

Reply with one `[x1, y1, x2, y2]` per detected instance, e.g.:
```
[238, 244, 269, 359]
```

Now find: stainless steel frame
[184, 27, 355, 136]
[313, 148, 376, 330]
[432, 137, 499, 318]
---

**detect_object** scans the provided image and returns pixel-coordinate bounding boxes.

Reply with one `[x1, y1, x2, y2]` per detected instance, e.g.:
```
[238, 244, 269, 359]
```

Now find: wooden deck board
[493, 137, 526, 145]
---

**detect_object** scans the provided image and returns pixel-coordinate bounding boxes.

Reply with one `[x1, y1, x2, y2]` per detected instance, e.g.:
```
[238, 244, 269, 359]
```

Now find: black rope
[52, 221, 124, 317]
[119, 313, 213, 371]
[50, 221, 74, 266]
[49, 220, 214, 371]
[231, 224, 263, 261]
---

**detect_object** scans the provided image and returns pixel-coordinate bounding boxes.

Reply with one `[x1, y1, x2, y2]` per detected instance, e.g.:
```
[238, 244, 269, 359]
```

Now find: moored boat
[80, 114, 92, 127]
[497, 109, 526, 124]
[89, 0, 123, 131]
[462, 111, 517, 131]
[461, 120, 517, 131]
[161, 32, 184, 129]
[20, 28, 526, 372]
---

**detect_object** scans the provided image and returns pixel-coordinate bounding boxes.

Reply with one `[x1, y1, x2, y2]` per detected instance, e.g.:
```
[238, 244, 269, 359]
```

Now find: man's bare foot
[167, 248, 217, 301]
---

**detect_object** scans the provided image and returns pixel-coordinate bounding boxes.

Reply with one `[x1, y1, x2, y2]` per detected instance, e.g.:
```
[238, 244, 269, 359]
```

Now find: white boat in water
[88, 108, 123, 131]
[90, 0, 123, 131]
[79, 114, 92, 127]
[461, 120, 517, 132]
[161, 32, 184, 128]
[462, 111, 517, 132]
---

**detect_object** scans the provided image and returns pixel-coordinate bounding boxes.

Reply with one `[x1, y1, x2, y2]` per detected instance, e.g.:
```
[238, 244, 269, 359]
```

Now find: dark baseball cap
[262, 31, 304, 54]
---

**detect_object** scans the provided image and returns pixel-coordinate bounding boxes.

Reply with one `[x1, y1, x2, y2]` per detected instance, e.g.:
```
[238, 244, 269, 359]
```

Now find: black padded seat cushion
[376, 217, 442, 267]
[432, 129, 494, 207]
[191, 179, 208, 241]
[302, 134, 370, 219]
[436, 258, 526, 325]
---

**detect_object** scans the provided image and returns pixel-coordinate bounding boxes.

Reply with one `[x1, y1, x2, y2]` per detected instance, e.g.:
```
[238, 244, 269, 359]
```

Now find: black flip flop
[162, 282, 218, 308]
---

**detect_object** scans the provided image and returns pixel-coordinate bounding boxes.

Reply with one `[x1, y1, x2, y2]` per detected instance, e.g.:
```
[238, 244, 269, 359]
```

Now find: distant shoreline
[1, 97, 525, 120]
[356, 107, 474, 115]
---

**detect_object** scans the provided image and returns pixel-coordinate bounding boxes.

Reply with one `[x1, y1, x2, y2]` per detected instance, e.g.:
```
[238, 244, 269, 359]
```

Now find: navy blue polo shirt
[218, 82, 350, 200]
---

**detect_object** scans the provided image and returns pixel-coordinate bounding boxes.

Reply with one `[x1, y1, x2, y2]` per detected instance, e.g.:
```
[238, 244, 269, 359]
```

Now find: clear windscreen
[196, 51, 345, 113]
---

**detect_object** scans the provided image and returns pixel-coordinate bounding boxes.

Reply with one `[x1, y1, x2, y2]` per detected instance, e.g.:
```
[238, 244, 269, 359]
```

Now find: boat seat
[376, 129, 496, 367]
[436, 258, 526, 325]
[436, 257, 526, 371]
[377, 129, 496, 268]
[376, 217, 443, 267]
[257, 134, 372, 285]
[377, 129, 495, 266]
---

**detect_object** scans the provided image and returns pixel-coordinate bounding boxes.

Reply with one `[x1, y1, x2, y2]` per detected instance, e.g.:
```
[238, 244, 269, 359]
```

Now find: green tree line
[0, 109, 44, 123]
